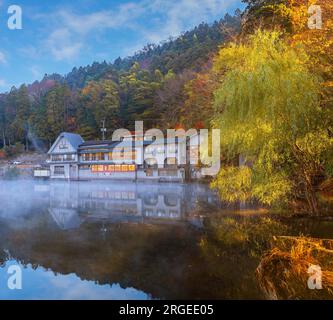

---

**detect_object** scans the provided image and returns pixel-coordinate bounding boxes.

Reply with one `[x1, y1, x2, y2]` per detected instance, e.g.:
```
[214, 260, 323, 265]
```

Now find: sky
[0, 0, 244, 93]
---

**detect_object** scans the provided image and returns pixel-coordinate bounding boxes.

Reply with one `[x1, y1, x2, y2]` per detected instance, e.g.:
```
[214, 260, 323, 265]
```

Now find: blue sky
[0, 0, 244, 92]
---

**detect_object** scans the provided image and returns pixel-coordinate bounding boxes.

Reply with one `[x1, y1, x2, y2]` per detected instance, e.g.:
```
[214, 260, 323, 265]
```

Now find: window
[51, 155, 63, 162]
[64, 154, 75, 161]
[54, 166, 65, 175]
[95, 152, 104, 161]
[90, 164, 136, 173]
[59, 141, 68, 150]
[82, 154, 90, 161]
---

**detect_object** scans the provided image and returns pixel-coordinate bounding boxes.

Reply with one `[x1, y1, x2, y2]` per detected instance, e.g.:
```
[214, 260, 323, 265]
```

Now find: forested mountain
[0, 11, 241, 150]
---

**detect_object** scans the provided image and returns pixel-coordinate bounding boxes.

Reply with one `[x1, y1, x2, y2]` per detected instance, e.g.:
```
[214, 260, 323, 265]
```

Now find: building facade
[46, 131, 201, 182]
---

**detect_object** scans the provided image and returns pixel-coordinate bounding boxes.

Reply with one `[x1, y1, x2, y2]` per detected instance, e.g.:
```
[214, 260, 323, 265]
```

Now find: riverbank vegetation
[257, 236, 333, 299]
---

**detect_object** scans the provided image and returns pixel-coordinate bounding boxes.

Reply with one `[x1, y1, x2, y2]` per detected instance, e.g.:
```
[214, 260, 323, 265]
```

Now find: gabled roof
[48, 132, 84, 154]
[79, 140, 118, 148]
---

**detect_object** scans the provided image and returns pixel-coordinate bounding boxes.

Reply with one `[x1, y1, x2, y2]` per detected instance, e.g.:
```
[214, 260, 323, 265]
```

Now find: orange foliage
[288, 0, 333, 78]
[180, 71, 217, 128]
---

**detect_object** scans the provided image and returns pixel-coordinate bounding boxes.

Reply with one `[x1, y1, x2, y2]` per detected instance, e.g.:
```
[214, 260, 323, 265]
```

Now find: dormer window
[59, 140, 68, 150]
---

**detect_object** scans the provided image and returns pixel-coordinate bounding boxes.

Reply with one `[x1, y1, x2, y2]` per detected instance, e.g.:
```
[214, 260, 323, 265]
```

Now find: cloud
[30, 66, 42, 79]
[0, 79, 7, 87]
[19, 45, 40, 59]
[37, 2, 144, 61]
[35, 0, 240, 61]
[56, 3, 144, 35]
[45, 28, 83, 61]
[0, 51, 7, 64]
[141, 0, 237, 43]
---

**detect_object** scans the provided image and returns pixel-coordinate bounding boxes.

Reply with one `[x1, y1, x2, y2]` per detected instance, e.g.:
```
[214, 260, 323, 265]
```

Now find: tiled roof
[61, 132, 84, 149]
[48, 132, 84, 154]
[79, 140, 118, 148]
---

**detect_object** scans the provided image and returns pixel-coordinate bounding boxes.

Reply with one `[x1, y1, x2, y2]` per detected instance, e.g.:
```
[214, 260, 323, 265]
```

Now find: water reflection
[0, 181, 332, 300]
[0, 181, 222, 300]
[0, 260, 149, 300]
[43, 181, 217, 228]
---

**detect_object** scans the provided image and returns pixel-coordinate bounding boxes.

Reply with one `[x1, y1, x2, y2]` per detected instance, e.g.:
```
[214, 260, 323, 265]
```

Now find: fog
[0, 180, 220, 230]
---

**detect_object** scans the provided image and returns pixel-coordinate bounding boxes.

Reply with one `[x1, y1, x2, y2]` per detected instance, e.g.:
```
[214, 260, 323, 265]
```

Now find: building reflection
[41, 182, 219, 230]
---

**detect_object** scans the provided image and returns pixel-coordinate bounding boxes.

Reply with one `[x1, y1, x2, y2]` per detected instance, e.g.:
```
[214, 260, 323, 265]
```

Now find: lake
[0, 180, 332, 300]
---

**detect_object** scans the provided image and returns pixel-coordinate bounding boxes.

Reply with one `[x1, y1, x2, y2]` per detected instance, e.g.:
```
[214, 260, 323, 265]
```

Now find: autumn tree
[79, 80, 120, 139]
[180, 65, 217, 129]
[211, 30, 333, 214]
[119, 63, 163, 128]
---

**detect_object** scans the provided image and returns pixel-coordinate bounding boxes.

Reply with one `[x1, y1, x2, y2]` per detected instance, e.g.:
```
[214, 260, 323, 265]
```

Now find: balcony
[48, 154, 76, 163]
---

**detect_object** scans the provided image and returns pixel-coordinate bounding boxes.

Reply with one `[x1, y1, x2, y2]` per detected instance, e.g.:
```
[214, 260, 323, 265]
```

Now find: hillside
[0, 11, 241, 151]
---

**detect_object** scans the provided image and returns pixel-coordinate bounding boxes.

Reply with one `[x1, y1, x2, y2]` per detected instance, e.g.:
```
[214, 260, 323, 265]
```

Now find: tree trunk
[2, 130, 6, 147]
[25, 134, 29, 152]
[304, 178, 319, 216]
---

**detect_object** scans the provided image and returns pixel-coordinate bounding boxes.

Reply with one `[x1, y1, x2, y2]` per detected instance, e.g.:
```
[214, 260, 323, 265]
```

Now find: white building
[46, 131, 202, 182]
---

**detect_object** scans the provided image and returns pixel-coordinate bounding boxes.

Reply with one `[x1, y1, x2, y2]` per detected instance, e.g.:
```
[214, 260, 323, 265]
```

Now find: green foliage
[211, 166, 252, 202]
[202, 216, 288, 252]
[79, 79, 120, 137]
[119, 63, 163, 128]
[211, 30, 333, 213]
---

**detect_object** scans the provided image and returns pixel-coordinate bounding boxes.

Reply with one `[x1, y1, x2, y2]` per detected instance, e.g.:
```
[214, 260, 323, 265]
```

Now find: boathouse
[46, 131, 201, 182]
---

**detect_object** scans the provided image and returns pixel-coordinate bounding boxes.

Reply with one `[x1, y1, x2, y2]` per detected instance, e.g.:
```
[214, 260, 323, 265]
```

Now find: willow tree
[211, 30, 333, 215]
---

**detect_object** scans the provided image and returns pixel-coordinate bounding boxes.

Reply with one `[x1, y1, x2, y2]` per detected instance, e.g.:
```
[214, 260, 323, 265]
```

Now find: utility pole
[101, 119, 107, 141]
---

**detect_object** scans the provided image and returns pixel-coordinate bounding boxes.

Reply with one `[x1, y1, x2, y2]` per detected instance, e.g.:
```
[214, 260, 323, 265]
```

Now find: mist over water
[0, 180, 223, 300]
[0, 180, 332, 300]
[0, 180, 218, 227]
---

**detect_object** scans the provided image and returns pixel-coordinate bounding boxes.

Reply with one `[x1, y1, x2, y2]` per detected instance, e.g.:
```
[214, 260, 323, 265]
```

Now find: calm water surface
[0, 180, 332, 300]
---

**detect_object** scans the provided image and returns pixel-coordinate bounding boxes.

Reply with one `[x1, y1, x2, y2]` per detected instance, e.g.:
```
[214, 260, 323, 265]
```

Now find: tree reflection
[199, 215, 289, 299]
